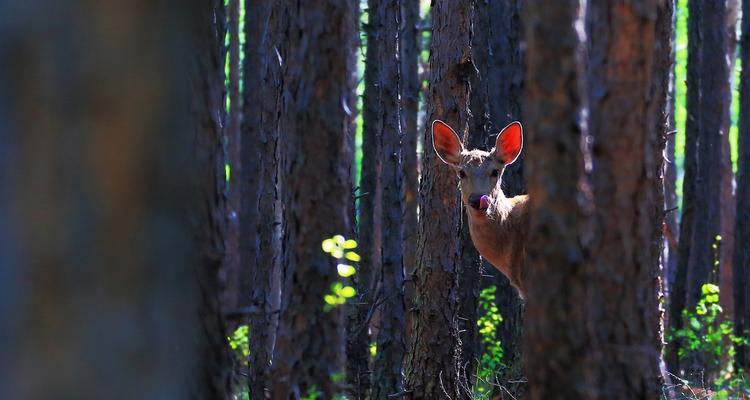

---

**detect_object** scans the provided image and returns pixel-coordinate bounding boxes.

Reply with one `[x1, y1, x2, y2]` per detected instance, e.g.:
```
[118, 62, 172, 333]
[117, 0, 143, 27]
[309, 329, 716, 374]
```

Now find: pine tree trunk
[271, 0, 357, 396]
[346, 2, 382, 397]
[371, 1, 407, 397]
[0, 0, 228, 397]
[586, 1, 666, 397]
[242, 0, 279, 397]
[522, 1, 592, 398]
[403, 0, 473, 398]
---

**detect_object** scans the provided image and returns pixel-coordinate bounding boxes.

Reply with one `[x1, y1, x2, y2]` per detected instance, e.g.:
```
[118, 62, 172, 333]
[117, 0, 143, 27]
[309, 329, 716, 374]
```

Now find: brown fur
[433, 121, 529, 298]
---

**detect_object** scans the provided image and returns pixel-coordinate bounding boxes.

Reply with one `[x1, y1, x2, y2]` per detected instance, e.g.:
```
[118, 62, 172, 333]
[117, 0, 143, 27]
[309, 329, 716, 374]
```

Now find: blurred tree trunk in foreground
[271, 0, 357, 397]
[523, 0, 592, 398]
[403, 0, 473, 398]
[0, 0, 232, 398]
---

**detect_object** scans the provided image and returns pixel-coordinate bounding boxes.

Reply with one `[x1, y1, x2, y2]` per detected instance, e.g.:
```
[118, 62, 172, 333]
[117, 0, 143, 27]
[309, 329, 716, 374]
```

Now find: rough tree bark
[522, 1, 592, 398]
[403, 0, 473, 398]
[371, 1, 407, 397]
[586, 1, 666, 397]
[470, 0, 526, 397]
[242, 0, 278, 397]
[0, 0, 226, 397]
[668, 0, 729, 377]
[271, 0, 357, 397]
[733, 0, 750, 371]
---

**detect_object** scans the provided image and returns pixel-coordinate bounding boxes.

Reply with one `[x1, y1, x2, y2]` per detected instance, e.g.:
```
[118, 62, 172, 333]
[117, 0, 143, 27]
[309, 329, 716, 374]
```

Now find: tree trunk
[346, 2, 382, 398]
[470, 0, 526, 397]
[242, 0, 279, 397]
[733, 0, 750, 371]
[400, 0, 421, 363]
[0, 0, 228, 397]
[371, 1, 407, 397]
[682, 0, 729, 378]
[271, 0, 357, 397]
[522, 1, 592, 398]
[403, 0, 473, 398]
[586, 1, 666, 397]
[663, 0, 679, 323]
[668, 0, 729, 378]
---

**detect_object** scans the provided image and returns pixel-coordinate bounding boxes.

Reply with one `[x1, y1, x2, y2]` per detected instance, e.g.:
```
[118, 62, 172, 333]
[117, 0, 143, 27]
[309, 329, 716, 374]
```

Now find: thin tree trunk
[522, 1, 592, 398]
[586, 1, 666, 397]
[372, 1, 407, 397]
[403, 0, 473, 398]
[346, 2, 382, 397]
[663, 0, 679, 321]
[470, 0, 526, 397]
[733, 0, 750, 372]
[271, 0, 357, 397]
[401, 0, 421, 355]
[242, 0, 277, 397]
[0, 0, 224, 397]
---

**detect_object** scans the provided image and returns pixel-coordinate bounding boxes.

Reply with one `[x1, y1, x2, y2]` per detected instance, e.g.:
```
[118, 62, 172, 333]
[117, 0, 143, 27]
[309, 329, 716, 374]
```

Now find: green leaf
[322, 239, 335, 253]
[337, 264, 356, 277]
[342, 239, 358, 249]
[324, 295, 338, 305]
[331, 249, 344, 259]
[340, 286, 356, 298]
[345, 251, 361, 262]
[333, 235, 345, 244]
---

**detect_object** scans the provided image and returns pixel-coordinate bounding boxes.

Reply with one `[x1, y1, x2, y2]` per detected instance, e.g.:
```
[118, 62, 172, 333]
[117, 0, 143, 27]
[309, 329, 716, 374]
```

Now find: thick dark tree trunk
[668, 0, 730, 377]
[271, 0, 357, 397]
[522, 1, 592, 398]
[346, 3, 382, 398]
[586, 1, 666, 397]
[403, 0, 473, 398]
[0, 0, 227, 397]
[733, 0, 750, 372]
[242, 0, 279, 397]
[470, 0, 526, 397]
[371, 1, 407, 397]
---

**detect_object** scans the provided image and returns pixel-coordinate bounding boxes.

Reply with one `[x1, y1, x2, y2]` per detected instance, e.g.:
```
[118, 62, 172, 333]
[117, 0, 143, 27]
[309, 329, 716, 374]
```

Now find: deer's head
[432, 120, 523, 213]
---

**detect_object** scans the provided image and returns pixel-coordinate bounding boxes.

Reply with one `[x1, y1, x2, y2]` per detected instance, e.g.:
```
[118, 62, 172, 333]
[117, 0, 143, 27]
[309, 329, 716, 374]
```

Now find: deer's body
[467, 192, 529, 295]
[432, 121, 529, 298]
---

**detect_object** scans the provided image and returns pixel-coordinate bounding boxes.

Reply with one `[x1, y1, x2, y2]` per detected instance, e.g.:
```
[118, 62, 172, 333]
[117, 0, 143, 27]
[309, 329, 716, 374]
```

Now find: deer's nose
[468, 194, 484, 209]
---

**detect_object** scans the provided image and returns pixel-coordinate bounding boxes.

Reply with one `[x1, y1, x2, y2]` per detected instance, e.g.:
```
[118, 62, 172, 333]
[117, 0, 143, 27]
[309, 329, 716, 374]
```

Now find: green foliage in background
[667, 283, 749, 396]
[228, 324, 250, 361]
[322, 235, 360, 311]
[474, 286, 505, 399]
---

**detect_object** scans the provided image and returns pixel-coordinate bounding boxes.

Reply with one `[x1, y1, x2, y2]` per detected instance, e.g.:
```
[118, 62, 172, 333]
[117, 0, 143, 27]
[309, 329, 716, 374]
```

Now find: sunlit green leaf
[322, 239, 335, 253]
[345, 251, 361, 262]
[342, 239, 358, 249]
[340, 286, 356, 298]
[333, 234, 345, 244]
[337, 264, 356, 277]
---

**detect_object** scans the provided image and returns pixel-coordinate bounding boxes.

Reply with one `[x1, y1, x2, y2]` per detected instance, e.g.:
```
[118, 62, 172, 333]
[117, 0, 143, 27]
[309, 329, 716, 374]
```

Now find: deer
[432, 120, 529, 298]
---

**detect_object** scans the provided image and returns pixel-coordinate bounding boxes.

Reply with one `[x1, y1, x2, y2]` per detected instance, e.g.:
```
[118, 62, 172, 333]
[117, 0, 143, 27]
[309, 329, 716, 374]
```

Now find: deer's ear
[432, 120, 463, 166]
[493, 121, 523, 165]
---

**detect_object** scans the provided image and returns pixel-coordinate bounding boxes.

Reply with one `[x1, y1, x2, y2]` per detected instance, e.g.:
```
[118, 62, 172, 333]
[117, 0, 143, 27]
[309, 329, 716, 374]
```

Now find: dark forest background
[1, 0, 750, 399]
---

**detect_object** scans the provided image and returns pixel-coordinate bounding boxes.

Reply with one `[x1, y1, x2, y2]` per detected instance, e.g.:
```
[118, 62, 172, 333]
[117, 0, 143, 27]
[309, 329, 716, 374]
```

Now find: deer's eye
[458, 170, 466, 179]
[490, 169, 500, 177]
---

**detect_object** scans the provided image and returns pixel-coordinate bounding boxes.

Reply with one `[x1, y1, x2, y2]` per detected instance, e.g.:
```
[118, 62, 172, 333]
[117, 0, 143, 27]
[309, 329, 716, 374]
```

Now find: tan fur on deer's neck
[466, 185, 529, 298]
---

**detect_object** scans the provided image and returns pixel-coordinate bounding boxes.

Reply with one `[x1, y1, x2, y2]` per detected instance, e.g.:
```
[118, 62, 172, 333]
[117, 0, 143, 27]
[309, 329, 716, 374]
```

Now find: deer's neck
[466, 187, 528, 296]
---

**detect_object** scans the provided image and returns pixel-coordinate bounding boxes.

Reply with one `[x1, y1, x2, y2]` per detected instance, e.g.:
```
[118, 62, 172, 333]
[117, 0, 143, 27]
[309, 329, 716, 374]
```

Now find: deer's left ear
[493, 121, 523, 165]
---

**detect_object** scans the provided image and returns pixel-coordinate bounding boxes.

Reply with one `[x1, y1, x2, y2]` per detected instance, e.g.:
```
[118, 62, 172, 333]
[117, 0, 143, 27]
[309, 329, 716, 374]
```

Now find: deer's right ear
[432, 120, 463, 167]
